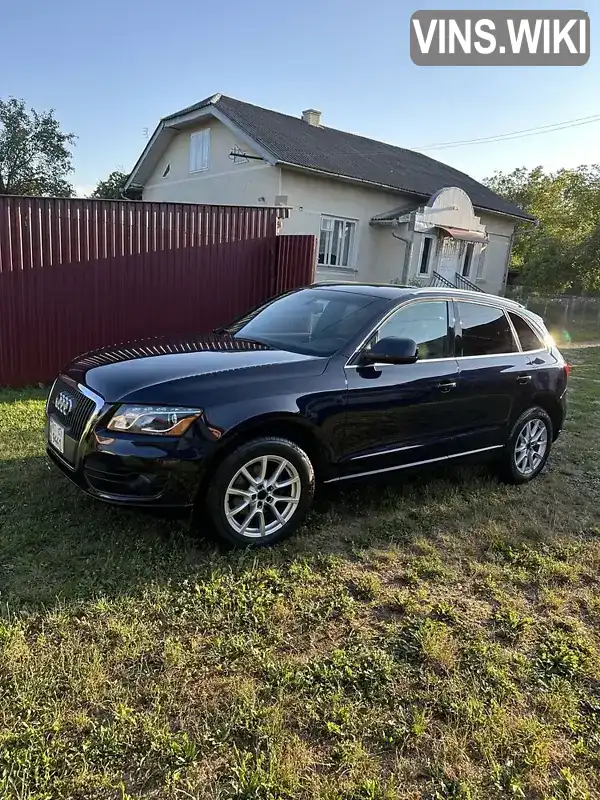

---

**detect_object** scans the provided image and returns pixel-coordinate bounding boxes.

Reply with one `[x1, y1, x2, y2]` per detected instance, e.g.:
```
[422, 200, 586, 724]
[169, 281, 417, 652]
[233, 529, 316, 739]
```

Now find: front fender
[202, 386, 347, 465]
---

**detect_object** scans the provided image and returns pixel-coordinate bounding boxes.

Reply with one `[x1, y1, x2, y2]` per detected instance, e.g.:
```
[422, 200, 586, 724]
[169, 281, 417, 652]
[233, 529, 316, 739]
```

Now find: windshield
[227, 288, 386, 356]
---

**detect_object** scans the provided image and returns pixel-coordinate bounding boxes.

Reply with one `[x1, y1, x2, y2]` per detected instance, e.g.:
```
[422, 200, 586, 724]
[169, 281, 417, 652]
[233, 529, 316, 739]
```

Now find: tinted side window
[457, 302, 517, 357]
[374, 301, 449, 360]
[509, 312, 544, 351]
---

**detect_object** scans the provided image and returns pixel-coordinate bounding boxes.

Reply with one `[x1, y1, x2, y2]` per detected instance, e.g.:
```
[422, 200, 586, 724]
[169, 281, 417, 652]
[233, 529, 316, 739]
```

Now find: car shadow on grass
[0, 431, 584, 614]
[0, 453, 206, 609]
[0, 445, 539, 613]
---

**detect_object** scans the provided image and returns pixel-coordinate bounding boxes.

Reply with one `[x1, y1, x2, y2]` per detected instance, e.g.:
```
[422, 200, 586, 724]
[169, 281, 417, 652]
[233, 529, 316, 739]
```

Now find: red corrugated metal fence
[0, 197, 285, 272]
[0, 197, 316, 386]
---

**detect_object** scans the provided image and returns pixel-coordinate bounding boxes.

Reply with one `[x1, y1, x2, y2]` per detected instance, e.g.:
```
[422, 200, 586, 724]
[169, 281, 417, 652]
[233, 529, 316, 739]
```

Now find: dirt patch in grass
[1, 347, 599, 798]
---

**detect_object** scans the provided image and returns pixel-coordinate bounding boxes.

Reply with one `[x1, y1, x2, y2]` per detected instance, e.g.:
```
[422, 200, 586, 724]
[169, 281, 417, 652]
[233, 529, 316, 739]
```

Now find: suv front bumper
[45, 377, 208, 508]
[46, 443, 201, 508]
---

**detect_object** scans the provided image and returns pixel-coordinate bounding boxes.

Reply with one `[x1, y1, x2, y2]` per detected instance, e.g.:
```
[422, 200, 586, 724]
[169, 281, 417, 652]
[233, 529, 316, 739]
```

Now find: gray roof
[155, 94, 534, 222]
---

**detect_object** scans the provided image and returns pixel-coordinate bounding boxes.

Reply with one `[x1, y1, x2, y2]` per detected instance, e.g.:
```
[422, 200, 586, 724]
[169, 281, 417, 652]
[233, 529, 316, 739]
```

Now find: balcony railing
[429, 271, 455, 289]
[455, 273, 483, 292]
[428, 271, 484, 292]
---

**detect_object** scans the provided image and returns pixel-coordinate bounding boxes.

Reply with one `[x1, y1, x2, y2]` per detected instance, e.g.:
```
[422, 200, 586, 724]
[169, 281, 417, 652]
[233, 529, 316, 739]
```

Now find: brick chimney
[301, 109, 322, 127]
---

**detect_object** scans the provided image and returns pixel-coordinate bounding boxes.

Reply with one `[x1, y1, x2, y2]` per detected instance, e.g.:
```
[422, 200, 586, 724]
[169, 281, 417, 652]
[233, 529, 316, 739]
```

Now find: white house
[125, 94, 534, 295]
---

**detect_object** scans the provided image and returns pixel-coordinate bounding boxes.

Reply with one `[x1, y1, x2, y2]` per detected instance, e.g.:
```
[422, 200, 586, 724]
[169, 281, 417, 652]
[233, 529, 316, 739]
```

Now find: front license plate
[49, 418, 65, 454]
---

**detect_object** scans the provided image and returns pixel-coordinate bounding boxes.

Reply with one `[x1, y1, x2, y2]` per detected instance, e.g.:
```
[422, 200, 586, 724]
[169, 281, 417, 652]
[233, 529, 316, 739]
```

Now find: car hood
[63, 333, 329, 403]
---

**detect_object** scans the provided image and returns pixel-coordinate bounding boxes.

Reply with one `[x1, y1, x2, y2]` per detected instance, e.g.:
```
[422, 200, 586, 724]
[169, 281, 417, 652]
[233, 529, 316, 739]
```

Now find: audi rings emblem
[55, 392, 74, 416]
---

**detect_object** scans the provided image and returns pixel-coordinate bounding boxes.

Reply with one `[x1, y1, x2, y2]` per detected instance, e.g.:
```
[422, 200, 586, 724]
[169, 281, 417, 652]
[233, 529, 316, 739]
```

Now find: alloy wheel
[224, 455, 302, 538]
[514, 418, 548, 476]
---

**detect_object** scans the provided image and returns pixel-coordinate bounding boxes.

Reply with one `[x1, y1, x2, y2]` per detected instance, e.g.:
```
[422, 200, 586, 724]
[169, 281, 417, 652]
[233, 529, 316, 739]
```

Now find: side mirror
[362, 336, 419, 365]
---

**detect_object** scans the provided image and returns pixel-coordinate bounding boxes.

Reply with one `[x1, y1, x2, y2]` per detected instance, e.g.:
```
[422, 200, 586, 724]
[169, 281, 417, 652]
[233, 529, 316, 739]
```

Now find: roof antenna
[229, 145, 265, 164]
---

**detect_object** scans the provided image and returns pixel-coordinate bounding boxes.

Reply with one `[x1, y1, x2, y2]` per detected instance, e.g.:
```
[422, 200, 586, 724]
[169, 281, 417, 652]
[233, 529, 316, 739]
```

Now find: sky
[2, 0, 598, 196]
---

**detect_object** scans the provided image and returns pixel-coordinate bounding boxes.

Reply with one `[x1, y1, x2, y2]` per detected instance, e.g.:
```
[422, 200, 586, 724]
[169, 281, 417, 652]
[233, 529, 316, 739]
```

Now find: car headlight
[107, 406, 203, 436]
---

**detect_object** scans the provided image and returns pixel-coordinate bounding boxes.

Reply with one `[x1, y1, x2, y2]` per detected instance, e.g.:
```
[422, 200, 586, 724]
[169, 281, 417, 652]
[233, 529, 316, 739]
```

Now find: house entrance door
[437, 236, 460, 283]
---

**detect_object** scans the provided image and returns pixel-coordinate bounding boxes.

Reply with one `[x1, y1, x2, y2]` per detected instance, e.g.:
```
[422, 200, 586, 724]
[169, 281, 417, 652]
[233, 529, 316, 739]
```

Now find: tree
[90, 170, 133, 200]
[484, 165, 600, 293]
[574, 222, 600, 293]
[0, 97, 75, 196]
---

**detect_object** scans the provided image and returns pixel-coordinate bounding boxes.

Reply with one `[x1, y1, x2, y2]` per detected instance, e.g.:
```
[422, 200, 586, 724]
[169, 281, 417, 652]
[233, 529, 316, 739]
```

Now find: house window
[462, 242, 474, 277]
[190, 129, 210, 173]
[418, 235, 434, 274]
[318, 216, 356, 268]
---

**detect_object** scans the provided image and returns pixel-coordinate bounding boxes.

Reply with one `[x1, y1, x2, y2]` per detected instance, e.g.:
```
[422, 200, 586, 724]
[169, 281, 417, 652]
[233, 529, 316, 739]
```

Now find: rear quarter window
[508, 312, 545, 352]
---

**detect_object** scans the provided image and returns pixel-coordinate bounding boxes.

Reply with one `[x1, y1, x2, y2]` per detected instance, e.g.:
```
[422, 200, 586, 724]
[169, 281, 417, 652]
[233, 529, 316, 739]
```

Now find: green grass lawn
[1, 348, 600, 800]
[551, 327, 600, 346]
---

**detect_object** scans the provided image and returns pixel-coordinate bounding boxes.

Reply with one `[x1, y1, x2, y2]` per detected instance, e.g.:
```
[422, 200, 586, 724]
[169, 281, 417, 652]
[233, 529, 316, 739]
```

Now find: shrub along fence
[0, 196, 316, 386]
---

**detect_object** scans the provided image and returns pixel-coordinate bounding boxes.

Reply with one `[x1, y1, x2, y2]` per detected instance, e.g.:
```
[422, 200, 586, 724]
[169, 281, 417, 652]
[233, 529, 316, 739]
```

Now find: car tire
[204, 436, 315, 548]
[499, 406, 553, 485]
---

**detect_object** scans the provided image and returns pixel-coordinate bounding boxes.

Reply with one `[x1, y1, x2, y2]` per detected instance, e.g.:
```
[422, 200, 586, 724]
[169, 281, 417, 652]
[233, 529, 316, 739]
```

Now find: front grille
[48, 379, 97, 441]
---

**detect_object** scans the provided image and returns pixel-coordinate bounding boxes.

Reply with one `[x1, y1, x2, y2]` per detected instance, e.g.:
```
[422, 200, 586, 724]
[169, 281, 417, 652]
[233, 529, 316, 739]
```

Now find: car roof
[310, 281, 528, 309]
[310, 281, 415, 299]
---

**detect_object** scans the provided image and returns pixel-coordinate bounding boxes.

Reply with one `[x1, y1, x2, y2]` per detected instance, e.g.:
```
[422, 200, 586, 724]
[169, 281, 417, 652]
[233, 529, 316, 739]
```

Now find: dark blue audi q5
[46, 284, 568, 547]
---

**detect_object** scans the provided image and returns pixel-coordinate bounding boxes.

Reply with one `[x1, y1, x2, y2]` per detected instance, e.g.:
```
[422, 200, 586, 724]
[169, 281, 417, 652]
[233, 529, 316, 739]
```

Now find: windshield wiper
[234, 336, 274, 349]
[212, 327, 273, 349]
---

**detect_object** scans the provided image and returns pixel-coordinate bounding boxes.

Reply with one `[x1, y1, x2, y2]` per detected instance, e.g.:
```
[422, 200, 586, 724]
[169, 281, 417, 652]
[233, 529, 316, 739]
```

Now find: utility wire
[309, 113, 600, 157]
[411, 113, 600, 151]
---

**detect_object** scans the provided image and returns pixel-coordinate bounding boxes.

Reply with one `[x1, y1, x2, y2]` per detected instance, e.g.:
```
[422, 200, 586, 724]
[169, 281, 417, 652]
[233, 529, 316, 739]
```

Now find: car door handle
[438, 380, 457, 392]
[517, 374, 532, 384]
